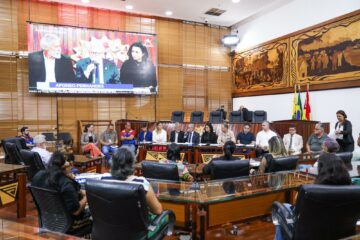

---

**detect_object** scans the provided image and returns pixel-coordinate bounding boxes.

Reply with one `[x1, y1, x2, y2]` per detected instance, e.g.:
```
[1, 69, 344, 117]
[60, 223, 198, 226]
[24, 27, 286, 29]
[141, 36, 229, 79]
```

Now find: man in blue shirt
[236, 124, 256, 145]
[138, 123, 152, 142]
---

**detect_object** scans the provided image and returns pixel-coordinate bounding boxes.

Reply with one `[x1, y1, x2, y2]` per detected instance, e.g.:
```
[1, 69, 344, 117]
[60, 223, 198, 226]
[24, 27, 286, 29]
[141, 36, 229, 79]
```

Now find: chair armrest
[149, 210, 176, 236]
[272, 201, 295, 240]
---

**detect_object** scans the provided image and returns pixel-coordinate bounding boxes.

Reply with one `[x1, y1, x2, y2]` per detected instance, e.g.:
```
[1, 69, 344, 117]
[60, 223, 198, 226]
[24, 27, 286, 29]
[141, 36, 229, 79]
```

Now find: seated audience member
[32, 151, 92, 232]
[217, 123, 236, 145]
[239, 105, 252, 122]
[236, 124, 255, 145]
[152, 122, 167, 143]
[201, 122, 218, 144]
[334, 110, 354, 152]
[283, 126, 303, 155]
[352, 134, 360, 161]
[158, 143, 193, 182]
[313, 138, 340, 168]
[120, 122, 136, 153]
[216, 105, 227, 120]
[138, 123, 152, 142]
[203, 141, 240, 175]
[100, 123, 118, 162]
[19, 126, 34, 145]
[255, 121, 277, 157]
[184, 124, 200, 145]
[274, 152, 351, 240]
[306, 122, 328, 153]
[170, 122, 185, 143]
[81, 124, 104, 158]
[258, 136, 288, 174]
[31, 134, 52, 167]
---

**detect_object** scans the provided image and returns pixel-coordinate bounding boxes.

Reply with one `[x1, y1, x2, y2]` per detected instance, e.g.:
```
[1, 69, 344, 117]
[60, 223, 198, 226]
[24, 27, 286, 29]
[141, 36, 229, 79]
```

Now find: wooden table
[73, 155, 102, 173]
[0, 163, 27, 218]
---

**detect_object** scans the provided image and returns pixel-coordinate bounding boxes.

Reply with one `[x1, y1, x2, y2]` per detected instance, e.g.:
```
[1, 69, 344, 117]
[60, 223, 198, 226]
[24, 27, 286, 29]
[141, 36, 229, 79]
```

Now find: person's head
[268, 136, 287, 156]
[239, 105, 245, 111]
[322, 138, 340, 153]
[314, 122, 324, 136]
[223, 141, 236, 160]
[261, 121, 270, 131]
[125, 122, 131, 131]
[141, 123, 148, 132]
[174, 122, 181, 132]
[220, 105, 225, 110]
[20, 127, 30, 136]
[110, 147, 135, 180]
[156, 122, 163, 131]
[84, 124, 94, 133]
[107, 123, 114, 132]
[204, 122, 214, 133]
[128, 42, 149, 63]
[167, 143, 181, 162]
[33, 134, 47, 148]
[315, 153, 351, 185]
[243, 124, 251, 134]
[48, 151, 66, 170]
[188, 124, 195, 132]
[336, 110, 347, 123]
[40, 33, 61, 59]
[89, 39, 105, 63]
[221, 123, 229, 133]
[289, 126, 296, 135]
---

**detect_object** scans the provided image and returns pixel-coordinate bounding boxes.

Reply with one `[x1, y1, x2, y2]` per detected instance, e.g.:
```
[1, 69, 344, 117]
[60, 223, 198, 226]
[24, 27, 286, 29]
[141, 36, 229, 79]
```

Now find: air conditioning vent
[204, 8, 226, 16]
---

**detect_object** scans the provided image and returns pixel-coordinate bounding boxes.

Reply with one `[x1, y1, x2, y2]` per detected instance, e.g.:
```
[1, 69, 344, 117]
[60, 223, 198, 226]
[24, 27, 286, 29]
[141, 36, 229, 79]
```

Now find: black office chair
[272, 184, 360, 240]
[4, 142, 25, 165]
[86, 179, 175, 240]
[42, 132, 56, 141]
[57, 132, 73, 146]
[28, 185, 92, 237]
[171, 111, 185, 123]
[2, 137, 28, 163]
[209, 111, 223, 124]
[336, 152, 353, 164]
[211, 160, 250, 180]
[142, 161, 180, 181]
[265, 155, 299, 173]
[252, 110, 267, 123]
[20, 150, 45, 181]
[190, 111, 204, 123]
[229, 111, 243, 123]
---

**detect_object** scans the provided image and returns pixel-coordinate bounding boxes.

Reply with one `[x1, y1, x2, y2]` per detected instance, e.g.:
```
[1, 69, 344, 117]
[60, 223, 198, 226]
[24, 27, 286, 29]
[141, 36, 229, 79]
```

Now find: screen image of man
[28, 33, 75, 90]
[75, 39, 120, 84]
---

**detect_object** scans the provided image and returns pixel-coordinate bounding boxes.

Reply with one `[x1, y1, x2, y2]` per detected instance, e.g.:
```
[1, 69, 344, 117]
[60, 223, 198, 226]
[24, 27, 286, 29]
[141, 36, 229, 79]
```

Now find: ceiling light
[221, 34, 240, 47]
[125, 5, 133, 10]
[165, 11, 173, 16]
[81, 0, 90, 3]
[232, 0, 241, 3]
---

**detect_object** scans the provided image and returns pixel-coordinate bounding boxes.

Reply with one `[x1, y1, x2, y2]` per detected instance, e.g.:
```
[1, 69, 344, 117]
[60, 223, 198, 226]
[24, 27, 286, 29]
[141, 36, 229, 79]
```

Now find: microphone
[190, 163, 200, 190]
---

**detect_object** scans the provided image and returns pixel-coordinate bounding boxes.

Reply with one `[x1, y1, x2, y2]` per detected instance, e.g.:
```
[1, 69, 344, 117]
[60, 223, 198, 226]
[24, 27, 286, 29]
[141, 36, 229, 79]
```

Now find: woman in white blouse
[152, 122, 167, 143]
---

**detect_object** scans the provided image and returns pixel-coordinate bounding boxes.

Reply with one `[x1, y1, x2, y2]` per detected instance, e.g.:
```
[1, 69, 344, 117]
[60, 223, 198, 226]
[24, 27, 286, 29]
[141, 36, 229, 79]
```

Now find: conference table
[73, 155, 102, 173]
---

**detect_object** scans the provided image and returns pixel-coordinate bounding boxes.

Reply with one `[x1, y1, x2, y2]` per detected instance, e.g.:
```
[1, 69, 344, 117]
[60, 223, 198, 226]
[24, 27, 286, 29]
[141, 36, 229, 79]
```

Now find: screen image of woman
[120, 42, 157, 92]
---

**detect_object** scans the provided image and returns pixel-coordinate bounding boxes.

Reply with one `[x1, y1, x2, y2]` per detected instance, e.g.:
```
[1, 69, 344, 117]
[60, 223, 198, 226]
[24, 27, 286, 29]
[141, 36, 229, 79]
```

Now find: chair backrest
[209, 111, 223, 124]
[86, 179, 149, 240]
[229, 111, 243, 123]
[20, 150, 45, 181]
[57, 132, 73, 146]
[253, 110, 267, 123]
[4, 142, 24, 165]
[211, 160, 250, 180]
[265, 155, 299, 173]
[2, 137, 27, 163]
[294, 184, 360, 240]
[42, 132, 56, 142]
[190, 111, 204, 123]
[28, 185, 73, 233]
[171, 111, 185, 123]
[336, 152, 353, 164]
[142, 161, 180, 181]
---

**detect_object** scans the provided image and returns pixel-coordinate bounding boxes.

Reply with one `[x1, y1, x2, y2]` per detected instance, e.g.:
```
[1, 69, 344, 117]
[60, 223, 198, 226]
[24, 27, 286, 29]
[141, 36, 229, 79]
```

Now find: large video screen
[27, 23, 158, 94]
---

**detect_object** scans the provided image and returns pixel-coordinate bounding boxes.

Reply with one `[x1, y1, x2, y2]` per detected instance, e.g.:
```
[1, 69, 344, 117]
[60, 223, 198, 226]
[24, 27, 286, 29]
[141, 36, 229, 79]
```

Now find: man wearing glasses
[306, 122, 328, 153]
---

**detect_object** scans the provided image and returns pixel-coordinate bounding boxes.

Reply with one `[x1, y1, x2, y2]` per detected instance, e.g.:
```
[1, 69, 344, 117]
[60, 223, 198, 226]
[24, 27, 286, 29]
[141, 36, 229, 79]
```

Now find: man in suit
[75, 39, 120, 84]
[29, 33, 75, 90]
[184, 124, 200, 145]
[170, 122, 185, 143]
[283, 126, 303, 155]
[216, 105, 227, 120]
[239, 105, 252, 122]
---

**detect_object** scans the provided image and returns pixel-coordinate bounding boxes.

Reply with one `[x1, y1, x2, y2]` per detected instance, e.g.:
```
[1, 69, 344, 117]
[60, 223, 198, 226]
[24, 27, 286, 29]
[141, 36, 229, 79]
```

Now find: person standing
[334, 110, 354, 152]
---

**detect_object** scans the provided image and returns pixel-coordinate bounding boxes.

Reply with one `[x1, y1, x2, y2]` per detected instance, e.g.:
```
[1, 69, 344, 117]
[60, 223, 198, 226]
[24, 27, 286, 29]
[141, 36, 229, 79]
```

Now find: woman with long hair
[152, 122, 167, 143]
[258, 136, 288, 173]
[81, 123, 104, 158]
[201, 122, 218, 144]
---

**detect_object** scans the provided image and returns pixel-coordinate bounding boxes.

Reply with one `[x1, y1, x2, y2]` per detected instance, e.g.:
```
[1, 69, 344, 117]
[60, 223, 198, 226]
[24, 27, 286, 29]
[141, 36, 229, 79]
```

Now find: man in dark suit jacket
[216, 105, 227, 120]
[184, 124, 200, 145]
[28, 33, 75, 90]
[170, 122, 185, 143]
[240, 105, 252, 122]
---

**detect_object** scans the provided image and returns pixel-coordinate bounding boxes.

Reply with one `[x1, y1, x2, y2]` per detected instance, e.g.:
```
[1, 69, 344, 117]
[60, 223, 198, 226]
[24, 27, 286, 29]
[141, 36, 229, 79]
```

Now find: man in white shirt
[256, 121, 277, 157]
[31, 134, 52, 167]
[283, 126, 303, 155]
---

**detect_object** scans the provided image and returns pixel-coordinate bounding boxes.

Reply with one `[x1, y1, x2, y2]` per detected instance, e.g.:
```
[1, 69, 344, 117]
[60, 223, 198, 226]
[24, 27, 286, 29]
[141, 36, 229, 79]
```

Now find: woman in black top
[335, 110, 354, 152]
[201, 122, 218, 144]
[31, 151, 91, 233]
[120, 42, 157, 92]
[203, 141, 240, 174]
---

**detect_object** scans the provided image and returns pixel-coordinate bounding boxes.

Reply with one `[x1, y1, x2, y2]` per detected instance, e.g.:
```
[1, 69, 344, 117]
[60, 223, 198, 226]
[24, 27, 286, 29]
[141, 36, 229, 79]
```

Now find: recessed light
[125, 5, 133, 10]
[165, 11, 173, 16]
[232, 0, 241, 3]
[81, 0, 90, 3]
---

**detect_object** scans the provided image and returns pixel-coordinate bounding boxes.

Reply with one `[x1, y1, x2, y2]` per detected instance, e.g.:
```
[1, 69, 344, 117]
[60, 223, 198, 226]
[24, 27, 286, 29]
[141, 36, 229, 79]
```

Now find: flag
[303, 84, 311, 120]
[292, 85, 297, 119]
[296, 85, 303, 120]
